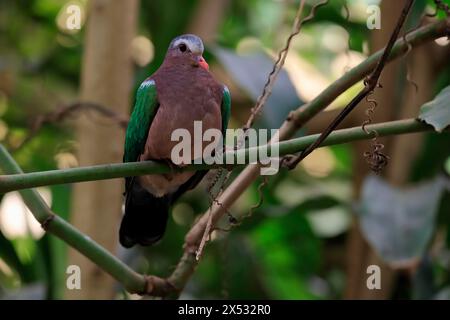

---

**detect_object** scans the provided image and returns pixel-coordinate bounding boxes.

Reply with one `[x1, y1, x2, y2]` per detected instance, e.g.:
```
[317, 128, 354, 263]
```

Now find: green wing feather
[221, 85, 231, 137]
[124, 79, 159, 163]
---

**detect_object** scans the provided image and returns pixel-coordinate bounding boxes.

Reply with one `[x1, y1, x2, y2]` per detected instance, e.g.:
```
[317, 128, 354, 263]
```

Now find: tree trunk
[66, 0, 138, 299]
[187, 0, 230, 43]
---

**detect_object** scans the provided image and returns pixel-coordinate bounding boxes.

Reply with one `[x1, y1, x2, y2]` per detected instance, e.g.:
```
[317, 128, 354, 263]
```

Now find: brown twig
[243, 0, 314, 131]
[195, 0, 319, 260]
[243, 176, 269, 221]
[282, 0, 416, 170]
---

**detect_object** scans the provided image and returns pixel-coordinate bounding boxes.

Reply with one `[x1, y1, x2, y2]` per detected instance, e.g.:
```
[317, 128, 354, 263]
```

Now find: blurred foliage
[0, 0, 449, 300]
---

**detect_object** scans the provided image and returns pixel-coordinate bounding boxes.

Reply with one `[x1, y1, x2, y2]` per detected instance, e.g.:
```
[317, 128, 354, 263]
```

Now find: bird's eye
[179, 43, 187, 52]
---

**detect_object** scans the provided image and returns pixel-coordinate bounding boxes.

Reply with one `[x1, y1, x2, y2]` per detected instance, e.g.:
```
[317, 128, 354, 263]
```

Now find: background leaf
[211, 47, 302, 129]
[358, 175, 447, 268]
[418, 85, 450, 132]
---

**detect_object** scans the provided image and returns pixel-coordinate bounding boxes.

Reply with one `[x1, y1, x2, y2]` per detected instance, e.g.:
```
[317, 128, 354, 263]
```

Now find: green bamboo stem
[282, 18, 450, 136]
[0, 146, 147, 293]
[0, 119, 438, 193]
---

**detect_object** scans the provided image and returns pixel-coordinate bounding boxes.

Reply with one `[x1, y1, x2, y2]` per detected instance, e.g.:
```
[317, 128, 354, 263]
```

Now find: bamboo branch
[0, 119, 438, 194]
[0, 144, 151, 294]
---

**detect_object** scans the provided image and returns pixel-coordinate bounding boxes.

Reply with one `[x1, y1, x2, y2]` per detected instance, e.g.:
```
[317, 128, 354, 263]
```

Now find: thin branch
[285, 19, 448, 134]
[243, 0, 327, 130]
[283, 0, 415, 168]
[196, 0, 322, 262]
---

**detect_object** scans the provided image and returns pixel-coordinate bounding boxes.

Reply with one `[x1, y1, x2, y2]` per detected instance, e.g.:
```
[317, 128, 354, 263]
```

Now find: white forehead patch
[170, 35, 204, 54]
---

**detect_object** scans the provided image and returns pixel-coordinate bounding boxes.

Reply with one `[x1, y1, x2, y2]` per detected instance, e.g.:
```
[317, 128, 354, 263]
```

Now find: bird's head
[166, 34, 209, 70]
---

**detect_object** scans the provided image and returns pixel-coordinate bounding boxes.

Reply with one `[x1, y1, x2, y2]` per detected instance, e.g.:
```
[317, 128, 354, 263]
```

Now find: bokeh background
[0, 0, 449, 299]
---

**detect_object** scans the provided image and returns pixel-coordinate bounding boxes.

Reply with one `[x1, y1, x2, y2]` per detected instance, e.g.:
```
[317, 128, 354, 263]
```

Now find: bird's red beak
[197, 56, 209, 70]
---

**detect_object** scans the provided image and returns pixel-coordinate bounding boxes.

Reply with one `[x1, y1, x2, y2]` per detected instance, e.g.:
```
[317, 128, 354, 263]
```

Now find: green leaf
[358, 175, 447, 268]
[419, 85, 450, 132]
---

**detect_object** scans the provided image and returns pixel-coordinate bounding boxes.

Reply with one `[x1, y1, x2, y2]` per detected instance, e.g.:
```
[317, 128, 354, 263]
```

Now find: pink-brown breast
[138, 63, 223, 196]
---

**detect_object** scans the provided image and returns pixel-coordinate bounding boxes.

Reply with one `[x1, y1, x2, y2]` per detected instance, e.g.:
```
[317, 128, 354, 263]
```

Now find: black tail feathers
[119, 182, 170, 248]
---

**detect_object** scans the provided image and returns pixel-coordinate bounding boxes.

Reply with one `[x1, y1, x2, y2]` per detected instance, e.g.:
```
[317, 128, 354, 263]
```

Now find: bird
[120, 34, 231, 248]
